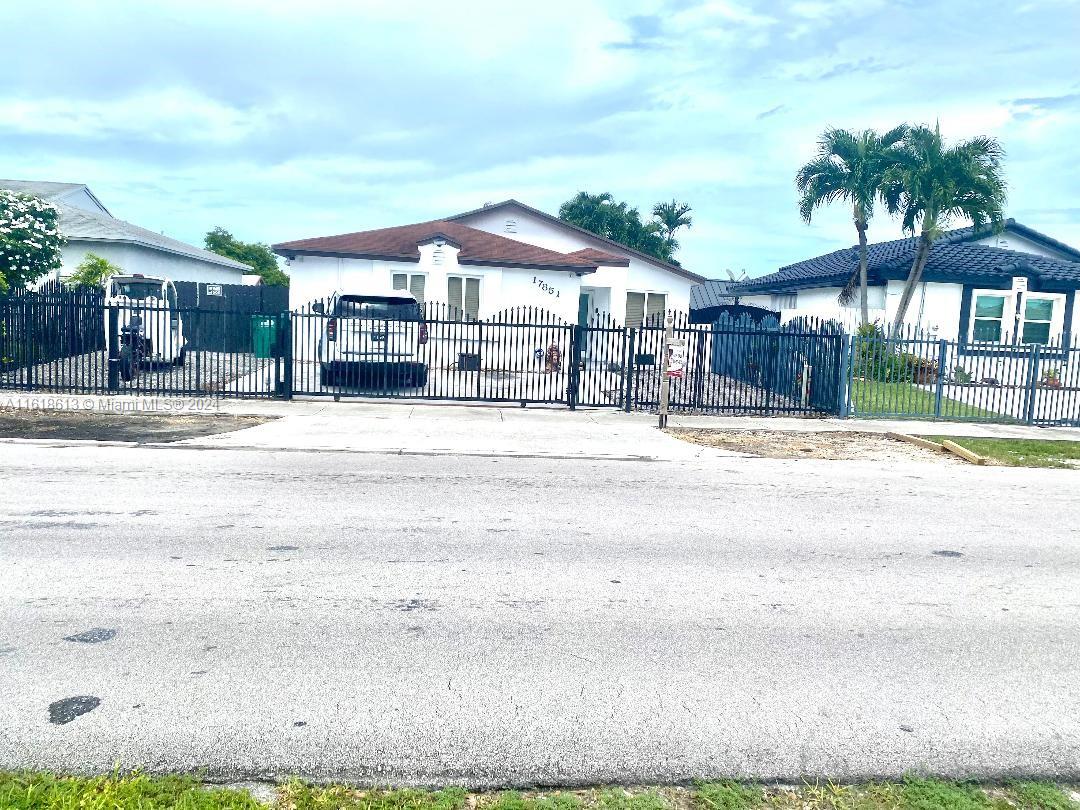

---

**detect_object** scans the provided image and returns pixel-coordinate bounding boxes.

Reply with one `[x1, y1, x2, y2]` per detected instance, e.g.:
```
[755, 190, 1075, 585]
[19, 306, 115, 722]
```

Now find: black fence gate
[1, 292, 847, 417]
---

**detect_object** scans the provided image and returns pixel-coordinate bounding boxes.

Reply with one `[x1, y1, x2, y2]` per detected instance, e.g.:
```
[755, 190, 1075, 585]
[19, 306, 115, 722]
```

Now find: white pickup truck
[104, 274, 186, 379]
[316, 290, 428, 388]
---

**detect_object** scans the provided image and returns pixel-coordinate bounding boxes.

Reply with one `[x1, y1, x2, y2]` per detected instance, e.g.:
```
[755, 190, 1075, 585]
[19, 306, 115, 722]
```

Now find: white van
[104, 274, 186, 376]
[315, 290, 428, 387]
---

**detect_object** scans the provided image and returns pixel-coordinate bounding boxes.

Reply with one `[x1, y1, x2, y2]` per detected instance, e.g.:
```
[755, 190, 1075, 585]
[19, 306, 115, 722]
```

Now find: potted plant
[1040, 367, 1063, 389]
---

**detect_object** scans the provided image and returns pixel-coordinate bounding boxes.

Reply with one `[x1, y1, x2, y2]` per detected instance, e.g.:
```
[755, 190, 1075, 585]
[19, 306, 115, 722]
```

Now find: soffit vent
[504, 218, 518, 233]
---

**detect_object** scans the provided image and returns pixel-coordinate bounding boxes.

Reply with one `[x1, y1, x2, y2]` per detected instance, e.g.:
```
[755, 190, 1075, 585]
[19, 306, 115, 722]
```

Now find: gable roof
[272, 219, 599, 272]
[0, 178, 111, 216]
[447, 199, 706, 282]
[735, 219, 1080, 294]
[567, 247, 630, 266]
[58, 204, 250, 271]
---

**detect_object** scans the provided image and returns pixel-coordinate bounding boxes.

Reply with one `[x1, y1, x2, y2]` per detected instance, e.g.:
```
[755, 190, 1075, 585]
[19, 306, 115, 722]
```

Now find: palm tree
[795, 125, 908, 325]
[651, 199, 693, 260]
[887, 123, 1007, 332]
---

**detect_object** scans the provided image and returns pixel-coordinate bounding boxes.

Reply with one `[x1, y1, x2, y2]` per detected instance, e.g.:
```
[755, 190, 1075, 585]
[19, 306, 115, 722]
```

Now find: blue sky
[3, 0, 1078, 279]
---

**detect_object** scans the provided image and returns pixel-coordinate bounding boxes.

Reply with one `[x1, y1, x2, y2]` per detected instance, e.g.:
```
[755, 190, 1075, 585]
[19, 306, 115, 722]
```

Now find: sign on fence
[666, 338, 687, 379]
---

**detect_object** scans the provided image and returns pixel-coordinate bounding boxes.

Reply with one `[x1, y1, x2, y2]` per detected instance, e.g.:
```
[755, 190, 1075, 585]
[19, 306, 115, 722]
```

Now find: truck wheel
[412, 363, 428, 388]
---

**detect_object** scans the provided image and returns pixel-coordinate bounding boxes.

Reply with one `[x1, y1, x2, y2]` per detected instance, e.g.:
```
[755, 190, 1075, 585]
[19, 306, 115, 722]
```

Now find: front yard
[850, 378, 1006, 420]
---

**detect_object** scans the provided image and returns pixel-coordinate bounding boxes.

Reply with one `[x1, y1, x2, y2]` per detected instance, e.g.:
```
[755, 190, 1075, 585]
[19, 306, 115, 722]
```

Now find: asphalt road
[1, 441, 1079, 785]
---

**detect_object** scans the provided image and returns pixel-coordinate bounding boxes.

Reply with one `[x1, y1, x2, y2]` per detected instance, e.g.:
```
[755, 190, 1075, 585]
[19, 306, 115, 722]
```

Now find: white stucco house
[731, 219, 1080, 345]
[273, 199, 705, 326]
[1, 179, 250, 285]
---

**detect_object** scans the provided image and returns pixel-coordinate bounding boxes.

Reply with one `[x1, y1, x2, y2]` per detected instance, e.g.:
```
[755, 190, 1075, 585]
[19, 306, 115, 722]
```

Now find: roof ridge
[445, 199, 707, 282]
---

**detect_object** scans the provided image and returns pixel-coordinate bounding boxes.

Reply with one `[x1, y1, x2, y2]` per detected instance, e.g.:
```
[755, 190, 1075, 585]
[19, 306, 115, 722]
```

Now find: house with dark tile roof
[731, 219, 1080, 345]
[274, 200, 705, 326]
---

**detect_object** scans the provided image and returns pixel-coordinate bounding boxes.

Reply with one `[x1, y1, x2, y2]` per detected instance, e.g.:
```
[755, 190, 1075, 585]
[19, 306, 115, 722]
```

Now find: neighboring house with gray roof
[1, 179, 250, 286]
[733, 219, 1080, 345]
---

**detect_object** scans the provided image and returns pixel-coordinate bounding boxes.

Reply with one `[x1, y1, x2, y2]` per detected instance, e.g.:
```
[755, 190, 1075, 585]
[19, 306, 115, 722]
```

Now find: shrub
[0, 190, 65, 293]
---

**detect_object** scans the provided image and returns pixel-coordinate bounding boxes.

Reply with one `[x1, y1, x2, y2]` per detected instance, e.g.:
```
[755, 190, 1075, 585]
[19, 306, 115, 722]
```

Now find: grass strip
[0, 773, 1076, 810]
[923, 436, 1080, 469]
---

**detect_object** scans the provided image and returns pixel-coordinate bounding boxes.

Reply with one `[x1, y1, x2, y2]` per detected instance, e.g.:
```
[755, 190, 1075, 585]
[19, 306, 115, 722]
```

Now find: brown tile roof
[448, 199, 707, 282]
[273, 220, 598, 271]
[567, 247, 630, 266]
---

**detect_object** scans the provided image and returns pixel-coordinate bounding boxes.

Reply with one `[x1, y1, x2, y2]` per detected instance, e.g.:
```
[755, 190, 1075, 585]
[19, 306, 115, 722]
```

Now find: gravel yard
[0, 350, 278, 396]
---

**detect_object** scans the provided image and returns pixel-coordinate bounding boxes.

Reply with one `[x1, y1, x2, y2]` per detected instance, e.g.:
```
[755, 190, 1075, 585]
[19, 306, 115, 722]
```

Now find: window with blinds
[447, 276, 480, 321]
[646, 292, 666, 323]
[625, 292, 646, 329]
[392, 273, 427, 303]
[626, 292, 666, 328]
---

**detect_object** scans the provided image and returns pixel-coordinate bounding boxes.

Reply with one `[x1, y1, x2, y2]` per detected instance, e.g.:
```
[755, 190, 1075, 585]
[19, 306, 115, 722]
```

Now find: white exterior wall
[454, 207, 697, 322]
[287, 244, 585, 322]
[58, 240, 245, 285]
[741, 282, 967, 336]
[882, 281, 965, 338]
[972, 231, 1068, 260]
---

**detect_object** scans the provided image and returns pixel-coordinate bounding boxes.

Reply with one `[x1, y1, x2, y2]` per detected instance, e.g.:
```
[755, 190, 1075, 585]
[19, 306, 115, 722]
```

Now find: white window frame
[391, 272, 427, 303]
[1019, 292, 1065, 346]
[969, 289, 1014, 343]
[625, 290, 667, 329]
[968, 289, 1066, 345]
[447, 274, 483, 321]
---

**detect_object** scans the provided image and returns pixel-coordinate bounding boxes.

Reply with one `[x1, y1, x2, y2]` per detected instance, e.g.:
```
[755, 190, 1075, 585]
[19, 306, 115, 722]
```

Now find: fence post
[1023, 344, 1041, 425]
[21, 299, 32, 390]
[623, 328, 636, 413]
[568, 325, 580, 410]
[691, 329, 706, 412]
[281, 311, 293, 400]
[837, 333, 851, 418]
[106, 305, 119, 392]
[933, 339, 948, 419]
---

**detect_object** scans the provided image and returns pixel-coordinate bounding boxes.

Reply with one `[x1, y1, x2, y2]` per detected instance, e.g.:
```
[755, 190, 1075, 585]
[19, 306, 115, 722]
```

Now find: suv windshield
[111, 280, 163, 301]
[335, 296, 421, 321]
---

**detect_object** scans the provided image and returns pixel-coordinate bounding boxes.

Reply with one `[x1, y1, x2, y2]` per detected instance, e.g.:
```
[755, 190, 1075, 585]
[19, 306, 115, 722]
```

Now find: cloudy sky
[3, 0, 1078, 278]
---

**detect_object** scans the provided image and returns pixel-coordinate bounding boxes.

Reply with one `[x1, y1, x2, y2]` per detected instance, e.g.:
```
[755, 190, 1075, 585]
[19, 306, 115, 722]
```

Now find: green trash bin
[251, 316, 278, 359]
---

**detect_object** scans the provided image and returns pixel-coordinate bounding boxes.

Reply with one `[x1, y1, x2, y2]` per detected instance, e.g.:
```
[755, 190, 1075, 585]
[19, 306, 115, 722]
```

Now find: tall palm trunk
[854, 204, 869, 326]
[891, 224, 933, 334]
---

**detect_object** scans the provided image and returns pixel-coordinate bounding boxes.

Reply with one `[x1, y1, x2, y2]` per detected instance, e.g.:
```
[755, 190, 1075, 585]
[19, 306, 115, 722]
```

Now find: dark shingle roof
[273, 220, 598, 272]
[735, 219, 1080, 293]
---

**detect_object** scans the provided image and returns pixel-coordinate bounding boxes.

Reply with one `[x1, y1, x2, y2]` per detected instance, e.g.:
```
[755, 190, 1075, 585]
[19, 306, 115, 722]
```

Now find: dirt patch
[0, 408, 273, 443]
[669, 428, 958, 463]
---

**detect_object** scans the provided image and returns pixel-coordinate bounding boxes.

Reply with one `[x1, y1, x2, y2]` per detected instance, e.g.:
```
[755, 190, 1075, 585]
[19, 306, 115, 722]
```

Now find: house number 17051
[532, 277, 560, 298]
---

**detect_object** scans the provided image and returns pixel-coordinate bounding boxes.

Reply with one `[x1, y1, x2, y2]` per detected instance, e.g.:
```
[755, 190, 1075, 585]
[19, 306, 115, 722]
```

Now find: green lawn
[926, 436, 1080, 469]
[851, 378, 1007, 420]
[2, 774, 1077, 810]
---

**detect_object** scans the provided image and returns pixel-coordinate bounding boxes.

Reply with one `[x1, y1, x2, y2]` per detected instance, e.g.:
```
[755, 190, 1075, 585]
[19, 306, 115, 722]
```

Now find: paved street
[2, 434, 1080, 785]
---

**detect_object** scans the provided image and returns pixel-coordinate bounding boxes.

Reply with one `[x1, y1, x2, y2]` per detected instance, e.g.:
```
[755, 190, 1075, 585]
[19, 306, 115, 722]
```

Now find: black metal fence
[846, 324, 1080, 426]
[12, 292, 1077, 425]
[0, 293, 848, 417]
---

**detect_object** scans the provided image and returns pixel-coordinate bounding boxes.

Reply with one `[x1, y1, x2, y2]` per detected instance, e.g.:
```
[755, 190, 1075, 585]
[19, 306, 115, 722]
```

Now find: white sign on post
[666, 338, 687, 379]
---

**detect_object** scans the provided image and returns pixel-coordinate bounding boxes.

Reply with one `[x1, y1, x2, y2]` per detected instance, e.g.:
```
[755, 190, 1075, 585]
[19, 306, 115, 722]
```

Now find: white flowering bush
[0, 189, 65, 293]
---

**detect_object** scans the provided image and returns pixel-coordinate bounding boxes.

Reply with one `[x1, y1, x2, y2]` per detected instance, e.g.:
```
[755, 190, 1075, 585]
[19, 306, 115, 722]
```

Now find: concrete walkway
[1, 392, 1078, 460]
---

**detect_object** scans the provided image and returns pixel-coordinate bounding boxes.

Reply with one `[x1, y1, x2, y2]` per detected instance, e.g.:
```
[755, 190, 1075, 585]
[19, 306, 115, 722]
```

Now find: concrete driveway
[1, 425, 1079, 785]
